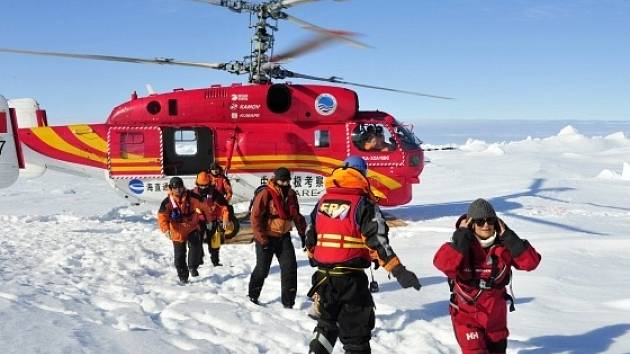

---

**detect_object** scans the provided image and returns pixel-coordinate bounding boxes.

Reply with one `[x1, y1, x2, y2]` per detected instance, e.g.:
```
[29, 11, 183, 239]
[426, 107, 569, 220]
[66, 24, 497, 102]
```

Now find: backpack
[247, 184, 269, 216]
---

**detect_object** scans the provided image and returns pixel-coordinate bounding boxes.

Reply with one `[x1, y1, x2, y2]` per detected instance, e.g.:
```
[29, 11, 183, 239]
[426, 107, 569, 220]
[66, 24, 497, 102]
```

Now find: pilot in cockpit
[362, 126, 395, 152]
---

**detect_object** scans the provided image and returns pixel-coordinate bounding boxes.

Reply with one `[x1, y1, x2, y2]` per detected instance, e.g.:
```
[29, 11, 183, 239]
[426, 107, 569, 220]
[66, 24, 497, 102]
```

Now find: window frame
[174, 129, 199, 156]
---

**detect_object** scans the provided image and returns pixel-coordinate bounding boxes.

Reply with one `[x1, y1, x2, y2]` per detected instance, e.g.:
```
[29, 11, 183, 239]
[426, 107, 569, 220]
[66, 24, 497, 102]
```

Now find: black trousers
[172, 230, 203, 280]
[248, 234, 297, 307]
[309, 271, 375, 354]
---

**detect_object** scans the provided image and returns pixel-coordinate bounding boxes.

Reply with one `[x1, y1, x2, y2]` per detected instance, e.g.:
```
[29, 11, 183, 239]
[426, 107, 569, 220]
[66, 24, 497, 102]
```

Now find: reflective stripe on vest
[317, 233, 366, 249]
[313, 191, 370, 266]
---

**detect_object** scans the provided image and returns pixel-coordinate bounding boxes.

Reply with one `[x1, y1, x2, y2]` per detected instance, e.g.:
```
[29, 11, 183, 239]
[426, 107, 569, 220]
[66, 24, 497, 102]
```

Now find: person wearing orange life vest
[304, 156, 421, 354]
[208, 162, 233, 202]
[158, 177, 214, 284]
[248, 167, 307, 308]
[192, 171, 231, 267]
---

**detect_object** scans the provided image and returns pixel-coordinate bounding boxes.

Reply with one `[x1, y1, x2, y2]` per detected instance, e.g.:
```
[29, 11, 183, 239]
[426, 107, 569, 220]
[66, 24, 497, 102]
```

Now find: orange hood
[324, 167, 386, 201]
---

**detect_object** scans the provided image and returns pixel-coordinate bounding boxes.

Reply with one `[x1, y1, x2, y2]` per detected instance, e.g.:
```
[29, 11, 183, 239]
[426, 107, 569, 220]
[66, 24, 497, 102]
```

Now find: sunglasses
[472, 217, 497, 227]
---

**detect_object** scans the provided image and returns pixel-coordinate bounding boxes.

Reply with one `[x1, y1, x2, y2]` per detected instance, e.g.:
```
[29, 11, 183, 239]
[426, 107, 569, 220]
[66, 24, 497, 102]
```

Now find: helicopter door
[162, 127, 213, 176]
[108, 127, 162, 178]
[348, 122, 404, 167]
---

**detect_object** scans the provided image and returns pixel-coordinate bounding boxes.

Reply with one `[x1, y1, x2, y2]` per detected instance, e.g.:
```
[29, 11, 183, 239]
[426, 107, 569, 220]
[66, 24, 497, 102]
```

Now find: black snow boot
[249, 296, 260, 305]
[210, 248, 221, 266]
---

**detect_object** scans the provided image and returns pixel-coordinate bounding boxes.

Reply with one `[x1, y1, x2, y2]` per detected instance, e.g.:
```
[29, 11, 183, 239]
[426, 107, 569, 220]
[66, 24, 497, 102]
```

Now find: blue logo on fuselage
[128, 179, 144, 194]
[315, 93, 337, 116]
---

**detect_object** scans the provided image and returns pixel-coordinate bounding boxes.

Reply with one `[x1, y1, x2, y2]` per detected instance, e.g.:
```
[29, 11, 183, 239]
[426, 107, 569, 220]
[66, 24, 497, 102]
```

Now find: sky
[1, 0, 629, 124]
[1, 123, 630, 353]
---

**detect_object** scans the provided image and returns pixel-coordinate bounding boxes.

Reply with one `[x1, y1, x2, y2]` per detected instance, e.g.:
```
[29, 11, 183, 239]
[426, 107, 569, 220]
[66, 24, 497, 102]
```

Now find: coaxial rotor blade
[0, 47, 226, 70]
[285, 14, 370, 49]
[189, 0, 253, 13]
[279, 0, 319, 7]
[280, 0, 348, 8]
[271, 31, 356, 62]
[281, 70, 454, 99]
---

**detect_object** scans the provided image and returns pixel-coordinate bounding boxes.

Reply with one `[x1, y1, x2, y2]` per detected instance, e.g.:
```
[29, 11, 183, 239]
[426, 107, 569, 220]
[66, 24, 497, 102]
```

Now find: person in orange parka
[192, 171, 231, 267]
[158, 176, 214, 284]
[433, 198, 541, 354]
[208, 162, 233, 203]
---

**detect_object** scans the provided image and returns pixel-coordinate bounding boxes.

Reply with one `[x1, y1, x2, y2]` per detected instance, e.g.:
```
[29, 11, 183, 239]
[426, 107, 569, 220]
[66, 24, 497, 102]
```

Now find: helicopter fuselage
[9, 83, 424, 206]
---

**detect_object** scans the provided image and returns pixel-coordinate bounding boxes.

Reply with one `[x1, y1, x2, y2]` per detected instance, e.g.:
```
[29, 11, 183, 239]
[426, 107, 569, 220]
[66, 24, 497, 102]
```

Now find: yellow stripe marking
[110, 166, 162, 172]
[221, 154, 402, 189]
[343, 236, 364, 243]
[320, 241, 341, 248]
[219, 154, 342, 165]
[318, 234, 342, 240]
[342, 243, 367, 249]
[31, 127, 107, 164]
[69, 125, 108, 153]
[111, 158, 161, 164]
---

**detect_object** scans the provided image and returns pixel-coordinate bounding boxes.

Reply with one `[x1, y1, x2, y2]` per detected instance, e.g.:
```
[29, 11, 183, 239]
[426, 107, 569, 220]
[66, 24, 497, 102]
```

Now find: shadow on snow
[388, 178, 608, 236]
[515, 323, 630, 354]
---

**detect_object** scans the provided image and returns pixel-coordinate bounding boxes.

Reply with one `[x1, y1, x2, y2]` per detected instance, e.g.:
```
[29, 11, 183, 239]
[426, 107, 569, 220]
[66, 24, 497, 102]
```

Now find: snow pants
[172, 230, 203, 281]
[309, 270, 375, 354]
[450, 290, 509, 354]
[248, 234, 297, 307]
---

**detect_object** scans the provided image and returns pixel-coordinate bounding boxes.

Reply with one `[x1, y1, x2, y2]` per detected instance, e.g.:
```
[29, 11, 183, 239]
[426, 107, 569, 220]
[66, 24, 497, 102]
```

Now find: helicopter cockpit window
[352, 124, 397, 152]
[314, 129, 330, 148]
[395, 125, 422, 150]
[120, 132, 144, 159]
[174, 130, 198, 156]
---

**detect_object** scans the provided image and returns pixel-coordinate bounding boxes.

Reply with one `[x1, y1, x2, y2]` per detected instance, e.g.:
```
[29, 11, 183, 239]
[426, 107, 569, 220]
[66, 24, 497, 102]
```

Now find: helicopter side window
[314, 129, 330, 148]
[174, 130, 198, 156]
[352, 124, 397, 152]
[120, 132, 144, 159]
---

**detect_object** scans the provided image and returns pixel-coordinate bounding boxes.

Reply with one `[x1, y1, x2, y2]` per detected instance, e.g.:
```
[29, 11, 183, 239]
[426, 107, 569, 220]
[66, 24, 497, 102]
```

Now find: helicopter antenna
[145, 84, 156, 95]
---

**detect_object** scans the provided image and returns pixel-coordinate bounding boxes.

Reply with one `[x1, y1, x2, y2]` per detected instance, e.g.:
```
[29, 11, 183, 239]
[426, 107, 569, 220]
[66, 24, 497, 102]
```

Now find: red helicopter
[0, 0, 450, 213]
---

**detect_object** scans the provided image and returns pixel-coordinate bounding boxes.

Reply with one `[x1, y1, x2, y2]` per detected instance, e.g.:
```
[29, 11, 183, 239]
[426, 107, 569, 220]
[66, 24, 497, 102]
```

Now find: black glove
[392, 265, 421, 291]
[501, 229, 527, 257]
[451, 229, 474, 253]
[372, 260, 380, 270]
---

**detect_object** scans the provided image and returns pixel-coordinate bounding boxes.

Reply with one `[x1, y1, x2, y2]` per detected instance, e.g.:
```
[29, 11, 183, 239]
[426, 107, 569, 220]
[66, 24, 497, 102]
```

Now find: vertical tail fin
[0, 95, 20, 188]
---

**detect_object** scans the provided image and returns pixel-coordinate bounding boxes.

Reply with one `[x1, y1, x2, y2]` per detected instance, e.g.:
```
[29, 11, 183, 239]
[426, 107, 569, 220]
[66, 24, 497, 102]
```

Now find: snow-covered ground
[1, 125, 630, 353]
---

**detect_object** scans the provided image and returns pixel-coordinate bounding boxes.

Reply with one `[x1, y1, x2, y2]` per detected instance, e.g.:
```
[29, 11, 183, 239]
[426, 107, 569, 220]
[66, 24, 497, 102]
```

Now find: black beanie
[467, 198, 496, 220]
[168, 176, 184, 188]
[274, 167, 291, 181]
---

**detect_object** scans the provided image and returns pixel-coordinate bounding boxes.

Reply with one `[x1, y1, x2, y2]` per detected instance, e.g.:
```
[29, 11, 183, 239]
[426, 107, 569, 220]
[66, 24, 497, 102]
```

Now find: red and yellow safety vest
[313, 189, 371, 266]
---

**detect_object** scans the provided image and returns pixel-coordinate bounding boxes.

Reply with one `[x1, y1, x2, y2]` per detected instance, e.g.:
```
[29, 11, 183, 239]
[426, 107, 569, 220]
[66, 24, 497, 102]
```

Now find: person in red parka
[248, 167, 307, 308]
[433, 198, 541, 354]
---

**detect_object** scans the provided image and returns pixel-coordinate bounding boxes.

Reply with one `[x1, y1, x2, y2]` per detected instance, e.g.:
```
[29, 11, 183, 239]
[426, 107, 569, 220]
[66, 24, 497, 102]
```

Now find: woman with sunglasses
[433, 198, 541, 354]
